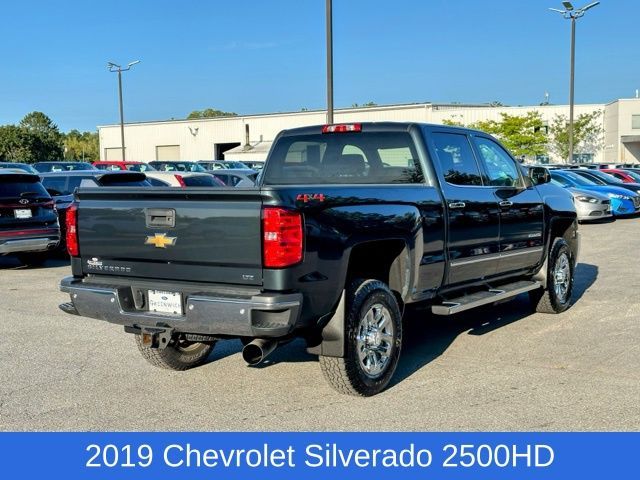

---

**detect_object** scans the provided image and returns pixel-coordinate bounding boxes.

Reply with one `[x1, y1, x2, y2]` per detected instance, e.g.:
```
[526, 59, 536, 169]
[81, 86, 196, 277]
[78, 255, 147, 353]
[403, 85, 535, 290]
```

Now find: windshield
[154, 162, 206, 172]
[0, 163, 38, 174]
[557, 172, 598, 187]
[588, 170, 624, 184]
[41, 175, 97, 195]
[624, 170, 640, 182]
[225, 161, 248, 169]
[126, 163, 156, 172]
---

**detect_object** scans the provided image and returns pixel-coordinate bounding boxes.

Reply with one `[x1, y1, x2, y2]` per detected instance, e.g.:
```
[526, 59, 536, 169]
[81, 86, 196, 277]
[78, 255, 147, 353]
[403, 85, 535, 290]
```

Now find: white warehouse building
[98, 97, 640, 165]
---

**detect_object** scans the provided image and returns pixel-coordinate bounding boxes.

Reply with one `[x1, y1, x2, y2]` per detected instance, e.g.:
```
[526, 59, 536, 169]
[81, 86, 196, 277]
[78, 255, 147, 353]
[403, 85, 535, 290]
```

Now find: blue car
[550, 170, 640, 216]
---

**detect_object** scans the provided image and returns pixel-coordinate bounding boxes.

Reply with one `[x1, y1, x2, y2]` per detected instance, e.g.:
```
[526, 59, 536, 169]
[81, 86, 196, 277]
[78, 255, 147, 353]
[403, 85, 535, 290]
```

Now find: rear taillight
[262, 207, 303, 268]
[322, 123, 362, 134]
[174, 174, 186, 187]
[66, 203, 79, 257]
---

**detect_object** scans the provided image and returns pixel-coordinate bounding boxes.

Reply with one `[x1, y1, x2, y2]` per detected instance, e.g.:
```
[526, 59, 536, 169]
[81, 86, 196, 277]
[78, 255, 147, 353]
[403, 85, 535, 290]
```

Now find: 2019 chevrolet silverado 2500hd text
[59, 123, 580, 396]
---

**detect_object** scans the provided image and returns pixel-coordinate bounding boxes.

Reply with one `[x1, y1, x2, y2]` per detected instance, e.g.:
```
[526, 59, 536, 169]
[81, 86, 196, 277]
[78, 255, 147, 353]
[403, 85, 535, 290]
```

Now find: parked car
[33, 161, 97, 173]
[93, 161, 156, 172]
[60, 122, 580, 397]
[600, 168, 640, 184]
[211, 170, 258, 187]
[570, 168, 640, 195]
[144, 171, 224, 187]
[552, 182, 613, 222]
[551, 170, 640, 216]
[0, 171, 60, 265]
[198, 160, 250, 170]
[0, 162, 38, 174]
[148, 161, 208, 173]
[40, 171, 153, 251]
[239, 160, 265, 171]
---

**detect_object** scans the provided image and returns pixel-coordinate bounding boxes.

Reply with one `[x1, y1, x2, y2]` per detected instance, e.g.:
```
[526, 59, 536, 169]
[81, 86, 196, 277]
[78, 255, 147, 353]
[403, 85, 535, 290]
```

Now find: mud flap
[306, 291, 345, 358]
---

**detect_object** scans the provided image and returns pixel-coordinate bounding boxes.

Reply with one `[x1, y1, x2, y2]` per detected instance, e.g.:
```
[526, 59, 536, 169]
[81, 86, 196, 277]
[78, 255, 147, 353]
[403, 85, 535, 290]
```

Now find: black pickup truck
[59, 123, 579, 396]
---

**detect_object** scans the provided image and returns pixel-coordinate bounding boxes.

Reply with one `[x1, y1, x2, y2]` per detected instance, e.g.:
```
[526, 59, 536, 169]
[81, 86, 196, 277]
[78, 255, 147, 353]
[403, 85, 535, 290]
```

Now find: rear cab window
[431, 132, 483, 186]
[263, 130, 424, 185]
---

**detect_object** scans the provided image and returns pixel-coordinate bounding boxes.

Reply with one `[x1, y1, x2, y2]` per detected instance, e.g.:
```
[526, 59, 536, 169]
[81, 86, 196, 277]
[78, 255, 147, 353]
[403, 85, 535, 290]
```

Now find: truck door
[471, 135, 544, 275]
[428, 131, 501, 286]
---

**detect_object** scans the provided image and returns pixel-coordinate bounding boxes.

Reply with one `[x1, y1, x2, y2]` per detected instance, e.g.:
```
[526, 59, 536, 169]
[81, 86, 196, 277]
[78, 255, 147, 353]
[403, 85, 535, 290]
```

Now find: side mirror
[529, 166, 551, 185]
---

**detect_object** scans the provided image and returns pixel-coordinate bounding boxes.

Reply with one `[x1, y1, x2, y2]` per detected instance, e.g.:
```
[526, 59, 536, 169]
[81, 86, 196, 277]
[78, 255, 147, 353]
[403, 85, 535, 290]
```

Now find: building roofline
[97, 99, 613, 130]
[97, 102, 436, 129]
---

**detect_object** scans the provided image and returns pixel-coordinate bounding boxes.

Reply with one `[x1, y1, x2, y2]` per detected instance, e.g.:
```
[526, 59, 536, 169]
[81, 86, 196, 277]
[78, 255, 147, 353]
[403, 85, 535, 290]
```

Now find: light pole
[549, 2, 599, 163]
[326, 0, 334, 124]
[107, 60, 140, 161]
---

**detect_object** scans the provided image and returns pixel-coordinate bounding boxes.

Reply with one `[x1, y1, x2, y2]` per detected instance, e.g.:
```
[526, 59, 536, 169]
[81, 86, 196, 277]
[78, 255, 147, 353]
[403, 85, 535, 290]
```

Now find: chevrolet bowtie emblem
[145, 233, 177, 248]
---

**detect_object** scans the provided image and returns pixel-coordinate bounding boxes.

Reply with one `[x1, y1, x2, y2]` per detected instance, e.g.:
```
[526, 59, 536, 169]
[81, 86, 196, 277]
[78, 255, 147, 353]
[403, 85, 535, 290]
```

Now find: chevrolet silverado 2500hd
[59, 123, 579, 396]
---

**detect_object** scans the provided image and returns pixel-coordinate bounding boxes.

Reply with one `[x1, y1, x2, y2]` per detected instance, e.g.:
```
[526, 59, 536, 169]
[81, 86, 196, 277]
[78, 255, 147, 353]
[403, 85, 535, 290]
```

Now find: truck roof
[278, 121, 485, 137]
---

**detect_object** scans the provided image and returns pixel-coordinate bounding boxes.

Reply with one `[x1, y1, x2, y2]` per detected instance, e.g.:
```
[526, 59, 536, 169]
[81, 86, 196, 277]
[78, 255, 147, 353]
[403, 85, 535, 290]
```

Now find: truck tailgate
[75, 188, 263, 285]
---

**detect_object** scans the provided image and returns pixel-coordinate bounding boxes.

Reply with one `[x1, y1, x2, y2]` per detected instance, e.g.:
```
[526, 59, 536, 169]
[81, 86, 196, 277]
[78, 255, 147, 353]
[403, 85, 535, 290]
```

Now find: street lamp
[326, 0, 334, 124]
[107, 60, 140, 161]
[549, 1, 599, 163]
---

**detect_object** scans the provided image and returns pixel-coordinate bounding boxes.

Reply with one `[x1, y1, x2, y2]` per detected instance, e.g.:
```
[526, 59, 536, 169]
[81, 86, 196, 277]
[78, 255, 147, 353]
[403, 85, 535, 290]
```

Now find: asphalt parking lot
[1, 219, 638, 432]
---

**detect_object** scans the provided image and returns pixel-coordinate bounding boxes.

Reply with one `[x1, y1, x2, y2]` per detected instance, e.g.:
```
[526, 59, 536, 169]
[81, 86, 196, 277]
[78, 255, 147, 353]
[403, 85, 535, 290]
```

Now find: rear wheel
[530, 238, 574, 314]
[319, 279, 402, 396]
[134, 334, 215, 371]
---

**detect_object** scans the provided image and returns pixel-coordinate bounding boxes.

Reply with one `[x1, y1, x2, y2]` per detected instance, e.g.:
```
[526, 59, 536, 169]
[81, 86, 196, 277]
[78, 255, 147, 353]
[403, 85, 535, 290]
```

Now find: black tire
[530, 238, 575, 314]
[134, 334, 215, 371]
[319, 279, 402, 397]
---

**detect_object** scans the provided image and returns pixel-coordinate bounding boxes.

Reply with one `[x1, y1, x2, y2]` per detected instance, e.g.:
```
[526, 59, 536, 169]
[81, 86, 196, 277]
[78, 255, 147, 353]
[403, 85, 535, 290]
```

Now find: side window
[473, 137, 523, 188]
[550, 174, 570, 187]
[147, 177, 169, 186]
[431, 132, 483, 186]
[214, 174, 230, 185]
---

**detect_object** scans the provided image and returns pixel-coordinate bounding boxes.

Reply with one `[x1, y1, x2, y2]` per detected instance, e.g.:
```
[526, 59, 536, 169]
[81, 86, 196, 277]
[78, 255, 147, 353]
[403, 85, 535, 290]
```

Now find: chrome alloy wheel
[553, 252, 571, 303]
[356, 303, 395, 378]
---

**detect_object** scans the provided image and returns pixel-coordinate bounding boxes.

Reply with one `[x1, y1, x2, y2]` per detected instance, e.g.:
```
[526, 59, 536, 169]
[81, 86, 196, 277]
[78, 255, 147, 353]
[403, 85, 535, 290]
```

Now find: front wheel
[134, 334, 215, 370]
[530, 238, 575, 314]
[319, 279, 402, 396]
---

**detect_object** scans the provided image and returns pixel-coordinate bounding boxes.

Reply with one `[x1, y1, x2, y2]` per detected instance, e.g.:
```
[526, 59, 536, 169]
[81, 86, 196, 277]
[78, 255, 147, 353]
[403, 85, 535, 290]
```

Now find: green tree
[351, 101, 377, 108]
[19, 111, 64, 160]
[187, 108, 238, 119]
[470, 112, 548, 158]
[0, 125, 35, 161]
[548, 111, 604, 163]
[442, 112, 548, 158]
[63, 130, 99, 161]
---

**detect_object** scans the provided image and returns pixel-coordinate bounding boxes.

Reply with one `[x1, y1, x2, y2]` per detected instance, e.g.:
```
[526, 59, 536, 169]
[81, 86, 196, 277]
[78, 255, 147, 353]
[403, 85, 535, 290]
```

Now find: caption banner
[0, 432, 637, 479]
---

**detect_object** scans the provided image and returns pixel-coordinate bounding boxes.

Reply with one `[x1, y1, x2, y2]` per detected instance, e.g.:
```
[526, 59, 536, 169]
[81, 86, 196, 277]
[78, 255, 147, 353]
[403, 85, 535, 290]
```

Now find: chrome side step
[431, 280, 542, 316]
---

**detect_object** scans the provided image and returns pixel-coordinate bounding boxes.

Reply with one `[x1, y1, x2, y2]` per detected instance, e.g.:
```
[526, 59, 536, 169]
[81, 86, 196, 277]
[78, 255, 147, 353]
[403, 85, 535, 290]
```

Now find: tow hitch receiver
[125, 326, 174, 349]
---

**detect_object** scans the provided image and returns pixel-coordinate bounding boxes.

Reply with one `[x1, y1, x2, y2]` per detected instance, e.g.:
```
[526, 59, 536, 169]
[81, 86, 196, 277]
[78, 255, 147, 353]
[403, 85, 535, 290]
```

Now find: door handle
[448, 202, 466, 209]
[145, 208, 176, 228]
[499, 200, 513, 208]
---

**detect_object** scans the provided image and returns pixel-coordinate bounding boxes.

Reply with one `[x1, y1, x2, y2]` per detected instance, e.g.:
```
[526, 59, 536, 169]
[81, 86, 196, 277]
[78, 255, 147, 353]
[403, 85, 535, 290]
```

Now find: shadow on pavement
[227, 261, 600, 392]
[0, 255, 70, 270]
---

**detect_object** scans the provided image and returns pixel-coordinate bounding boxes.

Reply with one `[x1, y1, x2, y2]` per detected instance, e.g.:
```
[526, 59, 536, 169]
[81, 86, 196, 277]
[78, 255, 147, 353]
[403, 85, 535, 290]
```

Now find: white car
[144, 171, 223, 187]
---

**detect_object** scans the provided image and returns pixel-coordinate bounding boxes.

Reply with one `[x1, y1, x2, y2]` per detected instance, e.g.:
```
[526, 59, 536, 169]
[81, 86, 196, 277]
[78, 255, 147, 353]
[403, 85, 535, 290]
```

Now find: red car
[601, 168, 640, 184]
[92, 161, 155, 172]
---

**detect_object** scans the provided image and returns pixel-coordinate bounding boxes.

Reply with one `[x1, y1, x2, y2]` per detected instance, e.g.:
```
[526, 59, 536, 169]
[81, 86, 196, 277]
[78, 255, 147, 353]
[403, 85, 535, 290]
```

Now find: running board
[432, 280, 542, 316]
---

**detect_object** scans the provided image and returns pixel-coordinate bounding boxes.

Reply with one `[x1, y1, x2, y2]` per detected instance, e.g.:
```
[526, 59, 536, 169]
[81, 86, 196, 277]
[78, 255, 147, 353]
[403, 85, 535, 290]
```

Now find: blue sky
[0, 0, 635, 131]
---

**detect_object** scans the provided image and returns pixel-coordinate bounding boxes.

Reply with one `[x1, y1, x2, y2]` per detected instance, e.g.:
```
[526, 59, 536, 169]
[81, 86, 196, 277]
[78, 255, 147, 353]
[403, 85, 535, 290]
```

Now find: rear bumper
[0, 234, 60, 254]
[59, 276, 302, 338]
